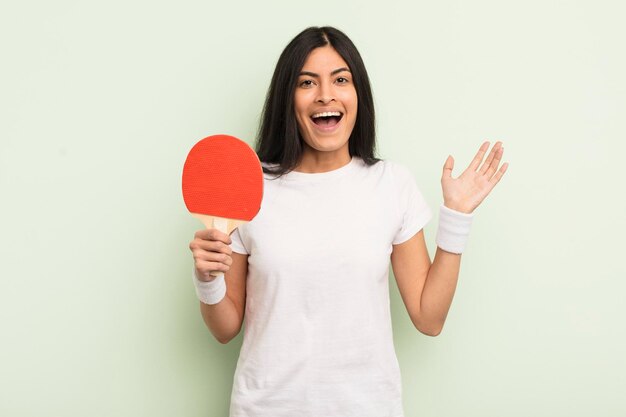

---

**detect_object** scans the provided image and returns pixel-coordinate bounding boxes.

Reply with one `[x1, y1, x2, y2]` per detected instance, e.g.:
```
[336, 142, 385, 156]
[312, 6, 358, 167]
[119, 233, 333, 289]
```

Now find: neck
[294, 146, 352, 173]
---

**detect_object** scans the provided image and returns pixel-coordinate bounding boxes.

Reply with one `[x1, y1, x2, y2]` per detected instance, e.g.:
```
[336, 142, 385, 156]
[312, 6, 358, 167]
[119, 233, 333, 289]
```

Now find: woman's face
[294, 45, 358, 158]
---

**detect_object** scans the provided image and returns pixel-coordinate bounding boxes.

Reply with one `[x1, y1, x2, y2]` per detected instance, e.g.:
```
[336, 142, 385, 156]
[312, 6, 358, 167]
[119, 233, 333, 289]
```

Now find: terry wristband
[192, 268, 227, 305]
[435, 204, 475, 254]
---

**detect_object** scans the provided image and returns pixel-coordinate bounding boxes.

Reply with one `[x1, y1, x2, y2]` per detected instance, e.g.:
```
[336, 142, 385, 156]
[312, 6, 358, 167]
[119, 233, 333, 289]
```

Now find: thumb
[442, 155, 454, 180]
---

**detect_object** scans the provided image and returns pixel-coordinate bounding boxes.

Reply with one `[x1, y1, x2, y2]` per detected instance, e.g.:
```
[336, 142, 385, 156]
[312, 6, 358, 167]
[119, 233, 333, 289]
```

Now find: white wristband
[435, 204, 474, 254]
[192, 269, 226, 305]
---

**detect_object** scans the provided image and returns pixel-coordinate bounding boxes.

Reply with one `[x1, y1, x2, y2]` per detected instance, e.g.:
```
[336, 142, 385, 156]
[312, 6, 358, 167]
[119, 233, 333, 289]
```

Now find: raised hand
[441, 141, 509, 214]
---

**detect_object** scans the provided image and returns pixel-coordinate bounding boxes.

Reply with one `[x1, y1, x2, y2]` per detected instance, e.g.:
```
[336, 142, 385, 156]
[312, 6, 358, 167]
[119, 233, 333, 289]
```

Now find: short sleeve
[230, 227, 249, 255]
[392, 164, 433, 245]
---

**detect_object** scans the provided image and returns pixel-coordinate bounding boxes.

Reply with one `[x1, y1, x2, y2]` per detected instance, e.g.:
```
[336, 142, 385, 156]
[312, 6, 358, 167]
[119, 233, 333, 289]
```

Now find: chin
[305, 137, 350, 153]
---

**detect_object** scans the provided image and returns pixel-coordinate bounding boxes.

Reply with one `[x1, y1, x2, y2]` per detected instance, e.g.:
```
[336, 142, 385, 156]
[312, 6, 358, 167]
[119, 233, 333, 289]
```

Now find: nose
[316, 82, 335, 104]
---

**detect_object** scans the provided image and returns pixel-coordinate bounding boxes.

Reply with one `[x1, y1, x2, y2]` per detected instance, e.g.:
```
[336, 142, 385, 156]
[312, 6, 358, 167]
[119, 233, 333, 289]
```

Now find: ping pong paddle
[182, 134, 263, 275]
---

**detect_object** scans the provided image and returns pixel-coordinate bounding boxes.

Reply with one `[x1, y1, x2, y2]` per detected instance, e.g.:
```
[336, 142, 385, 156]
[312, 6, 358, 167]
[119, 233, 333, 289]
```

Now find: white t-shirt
[228, 157, 432, 417]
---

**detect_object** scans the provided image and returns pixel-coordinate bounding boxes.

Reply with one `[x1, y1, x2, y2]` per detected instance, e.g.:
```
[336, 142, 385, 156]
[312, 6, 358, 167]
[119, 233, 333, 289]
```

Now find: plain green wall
[2, 0, 624, 416]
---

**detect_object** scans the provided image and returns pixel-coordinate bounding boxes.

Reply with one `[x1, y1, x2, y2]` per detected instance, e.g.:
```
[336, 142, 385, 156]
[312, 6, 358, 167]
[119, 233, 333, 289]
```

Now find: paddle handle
[191, 213, 245, 235]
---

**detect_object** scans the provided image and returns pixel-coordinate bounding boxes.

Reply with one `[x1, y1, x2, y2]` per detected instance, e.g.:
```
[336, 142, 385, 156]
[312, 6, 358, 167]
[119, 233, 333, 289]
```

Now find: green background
[2, 1, 624, 415]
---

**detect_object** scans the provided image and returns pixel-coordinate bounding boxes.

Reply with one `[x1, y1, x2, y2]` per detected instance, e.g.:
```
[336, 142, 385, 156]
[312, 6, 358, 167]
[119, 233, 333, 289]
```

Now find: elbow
[413, 316, 444, 337]
[217, 337, 232, 345]
[216, 326, 242, 345]
[216, 332, 236, 344]
[207, 329, 234, 345]
[419, 326, 442, 337]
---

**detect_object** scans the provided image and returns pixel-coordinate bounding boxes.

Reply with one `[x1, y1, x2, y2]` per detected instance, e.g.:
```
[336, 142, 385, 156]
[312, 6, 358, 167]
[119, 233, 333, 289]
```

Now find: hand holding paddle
[189, 228, 234, 282]
[183, 134, 263, 281]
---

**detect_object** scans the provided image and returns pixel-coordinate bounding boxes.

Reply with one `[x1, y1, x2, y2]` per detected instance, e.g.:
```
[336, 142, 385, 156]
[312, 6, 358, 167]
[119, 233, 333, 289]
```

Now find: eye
[299, 79, 314, 87]
[336, 76, 350, 84]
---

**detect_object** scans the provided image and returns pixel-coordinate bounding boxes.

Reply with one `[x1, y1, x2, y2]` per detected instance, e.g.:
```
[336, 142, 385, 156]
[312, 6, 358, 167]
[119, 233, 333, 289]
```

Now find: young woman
[189, 26, 508, 417]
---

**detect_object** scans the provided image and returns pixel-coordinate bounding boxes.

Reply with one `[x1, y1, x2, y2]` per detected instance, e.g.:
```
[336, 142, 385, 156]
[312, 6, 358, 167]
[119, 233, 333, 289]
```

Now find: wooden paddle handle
[191, 213, 245, 235]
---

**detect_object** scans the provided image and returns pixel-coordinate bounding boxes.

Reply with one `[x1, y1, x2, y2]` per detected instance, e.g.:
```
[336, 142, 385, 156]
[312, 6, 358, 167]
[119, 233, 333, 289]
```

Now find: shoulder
[352, 157, 414, 184]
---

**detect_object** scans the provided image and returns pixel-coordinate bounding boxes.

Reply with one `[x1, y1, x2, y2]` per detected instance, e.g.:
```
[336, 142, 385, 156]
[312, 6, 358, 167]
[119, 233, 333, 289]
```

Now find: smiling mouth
[311, 111, 343, 127]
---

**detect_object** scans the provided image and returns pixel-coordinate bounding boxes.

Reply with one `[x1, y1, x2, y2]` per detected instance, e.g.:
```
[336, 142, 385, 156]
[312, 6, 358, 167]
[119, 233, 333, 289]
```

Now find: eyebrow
[299, 67, 351, 77]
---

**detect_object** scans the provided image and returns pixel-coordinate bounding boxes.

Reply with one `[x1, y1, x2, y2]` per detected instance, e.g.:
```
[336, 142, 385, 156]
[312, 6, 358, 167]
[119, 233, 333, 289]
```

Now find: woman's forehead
[301, 45, 349, 73]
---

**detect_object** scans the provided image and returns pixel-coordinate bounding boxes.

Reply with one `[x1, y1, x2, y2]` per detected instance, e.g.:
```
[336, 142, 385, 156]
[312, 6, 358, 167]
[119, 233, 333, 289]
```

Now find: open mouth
[311, 111, 343, 127]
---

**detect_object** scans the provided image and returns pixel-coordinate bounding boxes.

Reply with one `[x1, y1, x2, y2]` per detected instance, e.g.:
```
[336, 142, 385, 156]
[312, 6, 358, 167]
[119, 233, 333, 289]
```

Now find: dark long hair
[256, 26, 379, 176]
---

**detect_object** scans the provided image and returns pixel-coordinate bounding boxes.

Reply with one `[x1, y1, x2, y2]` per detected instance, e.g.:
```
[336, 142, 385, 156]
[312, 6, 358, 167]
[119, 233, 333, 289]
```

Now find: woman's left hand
[441, 141, 509, 214]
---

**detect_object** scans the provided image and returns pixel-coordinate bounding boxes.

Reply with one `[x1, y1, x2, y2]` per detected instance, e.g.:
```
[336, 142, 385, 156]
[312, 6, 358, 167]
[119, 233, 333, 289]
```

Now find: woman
[189, 26, 507, 417]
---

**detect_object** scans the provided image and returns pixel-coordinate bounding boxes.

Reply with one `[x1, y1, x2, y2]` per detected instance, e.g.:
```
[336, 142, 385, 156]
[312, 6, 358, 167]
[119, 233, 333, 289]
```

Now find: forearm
[418, 248, 461, 335]
[199, 295, 241, 344]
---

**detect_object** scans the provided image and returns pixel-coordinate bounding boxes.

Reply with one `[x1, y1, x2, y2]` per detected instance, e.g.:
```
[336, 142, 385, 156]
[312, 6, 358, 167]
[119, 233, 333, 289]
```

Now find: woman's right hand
[189, 229, 233, 282]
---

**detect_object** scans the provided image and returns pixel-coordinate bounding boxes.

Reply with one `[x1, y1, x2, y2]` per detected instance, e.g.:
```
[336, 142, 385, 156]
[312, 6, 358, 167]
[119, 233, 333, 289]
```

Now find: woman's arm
[199, 252, 248, 344]
[391, 232, 459, 336]
[391, 141, 508, 336]
[189, 228, 248, 344]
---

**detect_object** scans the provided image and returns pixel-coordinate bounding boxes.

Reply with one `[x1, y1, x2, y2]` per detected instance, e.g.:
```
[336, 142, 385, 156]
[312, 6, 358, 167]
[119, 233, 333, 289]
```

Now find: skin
[189, 45, 509, 343]
[391, 141, 508, 336]
[292, 45, 357, 173]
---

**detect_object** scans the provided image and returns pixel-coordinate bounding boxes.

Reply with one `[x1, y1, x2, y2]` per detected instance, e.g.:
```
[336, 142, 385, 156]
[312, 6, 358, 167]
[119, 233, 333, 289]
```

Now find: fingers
[468, 141, 490, 172]
[196, 256, 233, 275]
[190, 228, 234, 280]
[190, 238, 232, 254]
[481, 146, 504, 179]
[489, 162, 509, 185]
[441, 155, 454, 180]
[479, 141, 503, 176]
[192, 250, 233, 280]
[194, 228, 232, 245]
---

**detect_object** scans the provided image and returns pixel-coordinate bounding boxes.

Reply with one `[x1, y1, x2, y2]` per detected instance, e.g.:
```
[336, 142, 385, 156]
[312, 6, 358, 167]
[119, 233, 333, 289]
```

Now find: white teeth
[311, 111, 342, 118]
